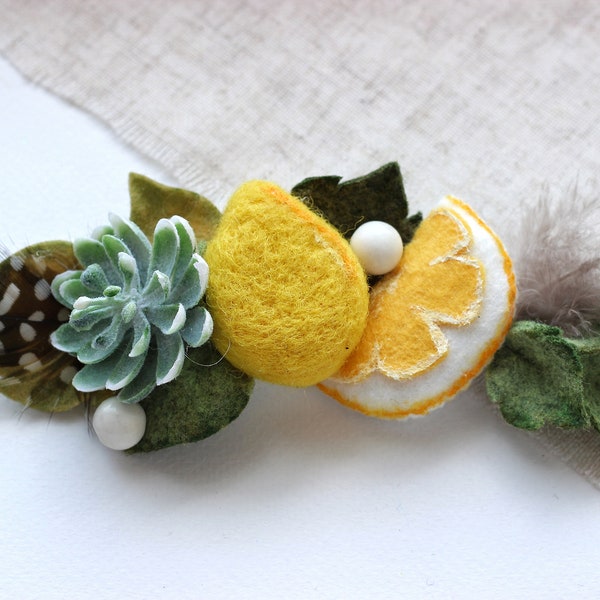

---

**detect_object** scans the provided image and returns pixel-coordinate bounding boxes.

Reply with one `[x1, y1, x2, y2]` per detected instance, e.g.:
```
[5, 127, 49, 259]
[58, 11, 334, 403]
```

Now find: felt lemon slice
[204, 181, 369, 387]
[319, 196, 516, 418]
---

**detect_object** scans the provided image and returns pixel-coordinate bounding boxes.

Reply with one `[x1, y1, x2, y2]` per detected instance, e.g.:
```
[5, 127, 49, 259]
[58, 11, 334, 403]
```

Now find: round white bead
[350, 221, 404, 275]
[92, 397, 146, 450]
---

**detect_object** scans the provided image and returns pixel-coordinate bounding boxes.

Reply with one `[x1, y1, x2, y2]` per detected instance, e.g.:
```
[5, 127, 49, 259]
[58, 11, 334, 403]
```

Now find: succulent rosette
[50, 213, 212, 403]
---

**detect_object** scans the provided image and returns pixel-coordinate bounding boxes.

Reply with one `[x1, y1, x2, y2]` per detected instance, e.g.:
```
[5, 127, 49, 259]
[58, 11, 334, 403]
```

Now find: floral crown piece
[1, 163, 598, 454]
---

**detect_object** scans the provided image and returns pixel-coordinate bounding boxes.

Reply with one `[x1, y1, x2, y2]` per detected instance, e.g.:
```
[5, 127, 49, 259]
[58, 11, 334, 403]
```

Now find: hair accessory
[1, 163, 598, 453]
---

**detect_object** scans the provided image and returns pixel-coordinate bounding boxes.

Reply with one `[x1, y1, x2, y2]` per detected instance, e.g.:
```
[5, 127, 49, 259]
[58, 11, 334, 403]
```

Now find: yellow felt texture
[204, 180, 369, 386]
[337, 208, 483, 382]
[320, 196, 517, 419]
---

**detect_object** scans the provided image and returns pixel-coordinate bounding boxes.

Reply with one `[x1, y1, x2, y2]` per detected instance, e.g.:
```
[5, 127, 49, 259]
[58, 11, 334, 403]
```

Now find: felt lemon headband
[1, 163, 598, 452]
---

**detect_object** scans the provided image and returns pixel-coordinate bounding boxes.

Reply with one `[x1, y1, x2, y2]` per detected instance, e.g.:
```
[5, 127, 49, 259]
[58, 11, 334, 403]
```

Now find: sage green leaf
[181, 306, 213, 347]
[57, 276, 92, 307]
[146, 303, 186, 335]
[486, 321, 588, 430]
[72, 349, 124, 392]
[129, 343, 254, 453]
[291, 162, 423, 243]
[142, 270, 170, 305]
[167, 256, 205, 308]
[118, 252, 140, 293]
[80, 263, 110, 293]
[130, 312, 151, 357]
[51, 320, 107, 354]
[155, 329, 185, 385]
[77, 317, 125, 364]
[129, 173, 221, 242]
[102, 335, 146, 390]
[149, 218, 180, 277]
[101, 235, 132, 277]
[171, 216, 197, 285]
[69, 305, 114, 331]
[108, 213, 152, 282]
[118, 348, 158, 404]
[73, 238, 119, 282]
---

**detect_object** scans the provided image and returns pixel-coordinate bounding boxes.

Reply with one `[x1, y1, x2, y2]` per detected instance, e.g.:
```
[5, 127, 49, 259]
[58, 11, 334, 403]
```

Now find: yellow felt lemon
[319, 196, 516, 418]
[204, 181, 369, 386]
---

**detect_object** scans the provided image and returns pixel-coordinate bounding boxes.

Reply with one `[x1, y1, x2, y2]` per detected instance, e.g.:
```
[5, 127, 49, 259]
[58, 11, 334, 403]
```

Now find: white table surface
[1, 58, 599, 600]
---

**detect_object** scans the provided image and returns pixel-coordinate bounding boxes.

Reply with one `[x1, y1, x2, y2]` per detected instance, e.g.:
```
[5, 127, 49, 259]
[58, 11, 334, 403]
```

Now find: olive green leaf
[129, 173, 221, 242]
[572, 335, 600, 431]
[486, 321, 589, 430]
[129, 342, 254, 452]
[291, 162, 422, 242]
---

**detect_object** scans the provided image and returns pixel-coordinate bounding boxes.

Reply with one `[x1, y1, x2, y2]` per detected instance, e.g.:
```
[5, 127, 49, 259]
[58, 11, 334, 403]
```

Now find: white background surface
[1, 57, 600, 599]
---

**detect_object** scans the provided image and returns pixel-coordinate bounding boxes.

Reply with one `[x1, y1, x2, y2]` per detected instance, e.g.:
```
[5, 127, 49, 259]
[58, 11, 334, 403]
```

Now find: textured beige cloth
[1, 0, 599, 484]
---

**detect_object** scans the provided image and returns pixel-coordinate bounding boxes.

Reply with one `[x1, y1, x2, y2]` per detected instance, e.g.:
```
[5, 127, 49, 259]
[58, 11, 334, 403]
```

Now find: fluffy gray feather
[514, 181, 600, 337]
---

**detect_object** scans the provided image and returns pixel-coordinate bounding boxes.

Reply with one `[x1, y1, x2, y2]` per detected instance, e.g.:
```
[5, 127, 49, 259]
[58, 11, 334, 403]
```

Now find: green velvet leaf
[291, 162, 422, 242]
[572, 335, 600, 431]
[129, 343, 254, 453]
[129, 173, 222, 242]
[486, 321, 589, 430]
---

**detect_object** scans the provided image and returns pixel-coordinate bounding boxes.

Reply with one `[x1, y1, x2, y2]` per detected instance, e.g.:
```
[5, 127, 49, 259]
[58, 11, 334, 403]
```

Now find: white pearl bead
[92, 397, 146, 450]
[350, 221, 404, 275]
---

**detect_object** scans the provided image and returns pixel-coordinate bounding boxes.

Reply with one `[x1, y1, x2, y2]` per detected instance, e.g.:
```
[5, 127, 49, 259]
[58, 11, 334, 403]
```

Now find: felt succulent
[50, 213, 213, 403]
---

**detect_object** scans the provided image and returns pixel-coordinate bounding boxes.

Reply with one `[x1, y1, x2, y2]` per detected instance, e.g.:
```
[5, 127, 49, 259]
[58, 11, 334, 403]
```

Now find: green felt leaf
[129, 343, 254, 453]
[572, 335, 600, 431]
[129, 173, 222, 242]
[486, 321, 589, 430]
[291, 162, 422, 242]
